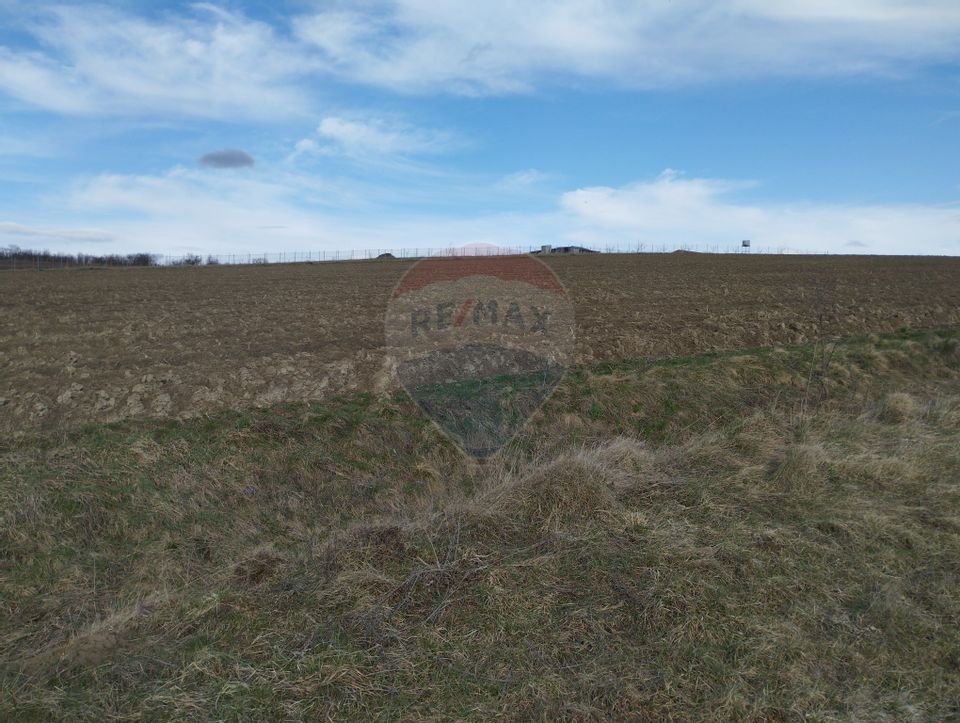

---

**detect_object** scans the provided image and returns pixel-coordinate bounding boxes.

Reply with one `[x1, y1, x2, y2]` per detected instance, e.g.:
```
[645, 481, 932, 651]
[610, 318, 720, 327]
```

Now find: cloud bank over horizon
[2, 168, 956, 257]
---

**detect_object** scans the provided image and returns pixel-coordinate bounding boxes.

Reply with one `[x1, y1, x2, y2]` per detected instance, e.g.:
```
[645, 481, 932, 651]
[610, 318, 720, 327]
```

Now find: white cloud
[67, 167, 328, 249]
[3, 1, 960, 119]
[293, 115, 457, 159]
[0, 48, 95, 114]
[0, 220, 114, 244]
[53, 165, 560, 254]
[1, 166, 948, 257]
[497, 169, 553, 190]
[294, 0, 960, 94]
[561, 170, 960, 254]
[0, 4, 315, 119]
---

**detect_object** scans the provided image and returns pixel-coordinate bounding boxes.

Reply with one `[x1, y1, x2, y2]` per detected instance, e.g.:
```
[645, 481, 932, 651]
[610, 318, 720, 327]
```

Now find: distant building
[532, 245, 597, 255]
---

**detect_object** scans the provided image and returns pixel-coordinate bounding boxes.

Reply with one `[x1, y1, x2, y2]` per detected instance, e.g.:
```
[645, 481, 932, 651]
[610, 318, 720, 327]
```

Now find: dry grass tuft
[487, 448, 623, 531]
[939, 336, 960, 361]
[877, 391, 920, 423]
[767, 442, 826, 493]
[233, 544, 286, 585]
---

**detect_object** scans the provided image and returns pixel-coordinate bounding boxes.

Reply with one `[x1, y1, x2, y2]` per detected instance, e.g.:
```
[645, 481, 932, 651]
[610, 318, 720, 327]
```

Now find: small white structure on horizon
[533, 245, 596, 255]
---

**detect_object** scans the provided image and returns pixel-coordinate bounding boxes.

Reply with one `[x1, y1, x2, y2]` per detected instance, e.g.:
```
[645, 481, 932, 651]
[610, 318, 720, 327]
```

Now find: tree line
[0, 245, 160, 268]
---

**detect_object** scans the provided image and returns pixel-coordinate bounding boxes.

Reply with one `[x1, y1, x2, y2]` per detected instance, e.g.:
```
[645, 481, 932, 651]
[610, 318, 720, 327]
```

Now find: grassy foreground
[2, 329, 959, 720]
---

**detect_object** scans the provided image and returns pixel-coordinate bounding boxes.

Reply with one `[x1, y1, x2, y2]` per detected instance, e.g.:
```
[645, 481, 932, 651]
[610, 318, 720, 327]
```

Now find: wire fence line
[1, 240, 820, 271]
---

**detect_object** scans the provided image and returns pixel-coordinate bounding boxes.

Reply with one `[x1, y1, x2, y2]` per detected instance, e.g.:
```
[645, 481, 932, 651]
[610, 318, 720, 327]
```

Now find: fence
[0, 240, 818, 271]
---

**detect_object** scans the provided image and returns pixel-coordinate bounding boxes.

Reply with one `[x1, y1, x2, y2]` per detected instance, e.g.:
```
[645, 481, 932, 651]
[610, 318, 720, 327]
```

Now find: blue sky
[0, 0, 958, 256]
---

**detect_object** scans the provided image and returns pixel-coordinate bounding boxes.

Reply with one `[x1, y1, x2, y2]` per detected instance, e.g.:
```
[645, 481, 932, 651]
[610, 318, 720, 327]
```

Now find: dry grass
[876, 391, 920, 424]
[1, 328, 959, 720]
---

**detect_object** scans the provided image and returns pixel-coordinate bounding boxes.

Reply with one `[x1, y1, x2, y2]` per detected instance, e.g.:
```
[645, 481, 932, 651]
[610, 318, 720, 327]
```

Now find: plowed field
[2, 253, 958, 434]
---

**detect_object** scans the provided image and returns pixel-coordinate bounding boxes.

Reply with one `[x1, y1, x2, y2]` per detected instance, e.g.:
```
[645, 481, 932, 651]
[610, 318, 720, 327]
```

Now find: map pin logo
[385, 246, 575, 458]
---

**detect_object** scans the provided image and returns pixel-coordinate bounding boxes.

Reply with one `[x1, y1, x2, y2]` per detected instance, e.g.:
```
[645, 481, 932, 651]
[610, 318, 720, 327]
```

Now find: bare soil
[1, 254, 958, 433]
